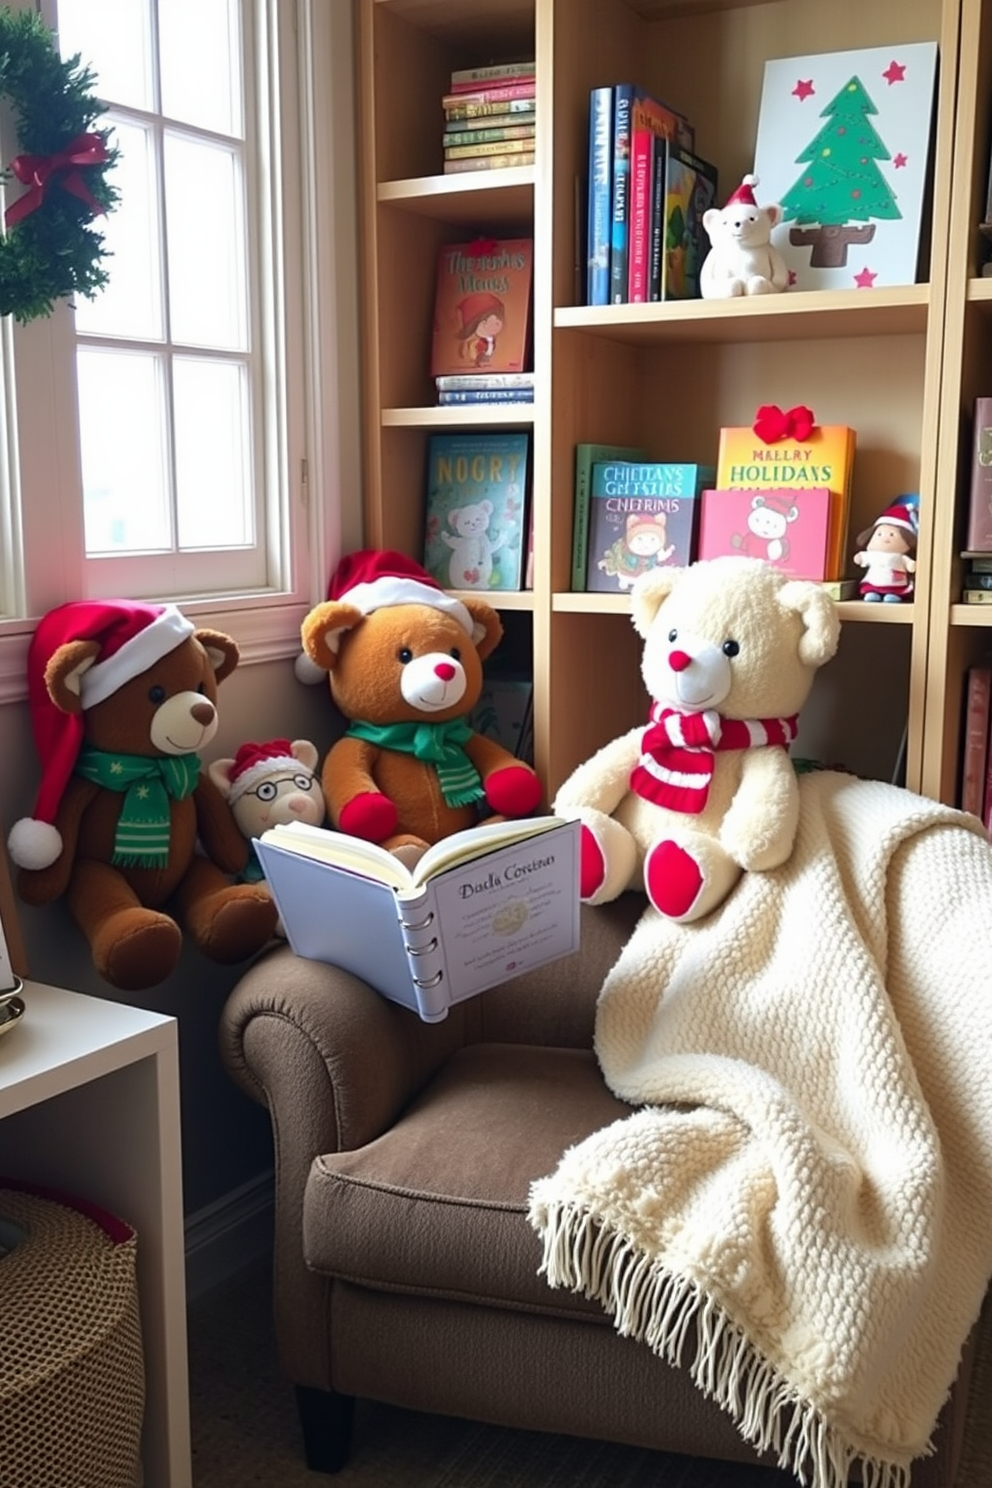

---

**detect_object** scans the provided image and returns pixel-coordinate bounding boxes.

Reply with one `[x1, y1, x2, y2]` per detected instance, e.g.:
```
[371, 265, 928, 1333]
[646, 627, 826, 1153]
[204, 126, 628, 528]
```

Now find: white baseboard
[184, 1169, 274, 1305]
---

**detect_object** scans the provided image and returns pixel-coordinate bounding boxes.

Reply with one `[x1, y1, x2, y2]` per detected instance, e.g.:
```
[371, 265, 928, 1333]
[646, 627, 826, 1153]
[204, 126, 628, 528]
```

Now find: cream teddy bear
[700, 174, 789, 299]
[553, 556, 839, 922]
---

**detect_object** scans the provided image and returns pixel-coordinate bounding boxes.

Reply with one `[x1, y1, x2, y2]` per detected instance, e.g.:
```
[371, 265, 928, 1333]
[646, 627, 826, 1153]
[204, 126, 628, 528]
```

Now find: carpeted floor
[187, 1264, 992, 1488]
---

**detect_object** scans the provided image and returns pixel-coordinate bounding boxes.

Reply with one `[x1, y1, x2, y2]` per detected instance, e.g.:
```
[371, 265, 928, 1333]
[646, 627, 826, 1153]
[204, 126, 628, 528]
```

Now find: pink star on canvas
[883, 61, 907, 84]
[893, 152, 908, 168]
[792, 78, 815, 101]
[854, 266, 878, 288]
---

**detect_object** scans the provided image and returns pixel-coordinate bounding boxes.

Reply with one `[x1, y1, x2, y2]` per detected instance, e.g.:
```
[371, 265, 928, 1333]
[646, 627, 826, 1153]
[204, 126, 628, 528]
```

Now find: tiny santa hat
[724, 173, 760, 209]
[455, 291, 503, 334]
[856, 501, 919, 547]
[296, 550, 480, 683]
[8, 600, 194, 870]
[226, 739, 308, 804]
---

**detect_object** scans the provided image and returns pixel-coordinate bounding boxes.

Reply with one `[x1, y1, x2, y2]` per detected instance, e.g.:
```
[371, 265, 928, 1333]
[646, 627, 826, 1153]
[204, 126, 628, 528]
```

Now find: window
[0, 0, 358, 691]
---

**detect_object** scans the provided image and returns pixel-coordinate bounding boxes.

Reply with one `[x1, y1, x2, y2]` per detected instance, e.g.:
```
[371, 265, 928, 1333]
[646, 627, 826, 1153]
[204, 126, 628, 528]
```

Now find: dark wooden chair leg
[295, 1384, 356, 1473]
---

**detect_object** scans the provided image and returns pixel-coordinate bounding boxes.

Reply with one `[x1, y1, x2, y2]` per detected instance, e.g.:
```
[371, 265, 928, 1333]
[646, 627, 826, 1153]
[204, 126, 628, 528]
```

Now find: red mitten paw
[644, 839, 702, 919]
[484, 765, 542, 817]
[579, 825, 608, 901]
[338, 792, 397, 842]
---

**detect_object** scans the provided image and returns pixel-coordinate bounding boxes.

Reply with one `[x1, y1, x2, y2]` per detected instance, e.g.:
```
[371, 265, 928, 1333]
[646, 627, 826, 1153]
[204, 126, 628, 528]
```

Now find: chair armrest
[219, 942, 470, 1153]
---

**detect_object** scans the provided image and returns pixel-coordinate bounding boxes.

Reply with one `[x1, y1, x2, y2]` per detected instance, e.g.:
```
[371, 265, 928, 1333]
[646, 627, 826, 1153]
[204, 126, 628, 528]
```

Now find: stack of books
[435, 372, 535, 407]
[442, 60, 536, 176]
[962, 553, 992, 605]
[586, 83, 717, 307]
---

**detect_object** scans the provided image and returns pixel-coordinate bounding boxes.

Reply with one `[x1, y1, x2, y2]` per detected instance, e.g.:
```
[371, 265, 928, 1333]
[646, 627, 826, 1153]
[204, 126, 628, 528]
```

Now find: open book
[253, 815, 581, 1023]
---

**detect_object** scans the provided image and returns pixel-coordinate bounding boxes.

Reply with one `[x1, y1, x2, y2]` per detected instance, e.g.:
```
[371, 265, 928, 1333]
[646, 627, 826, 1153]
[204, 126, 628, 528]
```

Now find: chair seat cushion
[304, 1043, 631, 1320]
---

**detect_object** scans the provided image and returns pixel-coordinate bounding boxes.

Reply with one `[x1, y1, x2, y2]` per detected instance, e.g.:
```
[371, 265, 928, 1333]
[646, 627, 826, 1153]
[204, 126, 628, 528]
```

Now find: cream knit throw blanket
[529, 772, 992, 1488]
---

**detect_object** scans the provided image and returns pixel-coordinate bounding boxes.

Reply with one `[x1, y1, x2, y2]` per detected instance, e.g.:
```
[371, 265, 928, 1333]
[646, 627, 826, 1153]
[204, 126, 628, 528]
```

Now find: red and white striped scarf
[630, 703, 798, 814]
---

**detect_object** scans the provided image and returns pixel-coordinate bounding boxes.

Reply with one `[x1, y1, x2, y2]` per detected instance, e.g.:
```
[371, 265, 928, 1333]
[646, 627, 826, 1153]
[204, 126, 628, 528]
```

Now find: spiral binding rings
[407, 937, 439, 957]
[404, 910, 435, 932]
[413, 968, 444, 989]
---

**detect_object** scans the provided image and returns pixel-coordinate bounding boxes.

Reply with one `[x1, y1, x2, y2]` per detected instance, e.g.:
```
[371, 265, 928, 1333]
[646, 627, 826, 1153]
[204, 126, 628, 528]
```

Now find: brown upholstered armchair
[219, 898, 985, 1481]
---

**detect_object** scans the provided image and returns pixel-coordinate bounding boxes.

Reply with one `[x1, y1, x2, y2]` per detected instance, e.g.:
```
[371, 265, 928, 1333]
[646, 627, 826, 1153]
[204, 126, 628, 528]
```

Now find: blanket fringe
[535, 1200, 915, 1488]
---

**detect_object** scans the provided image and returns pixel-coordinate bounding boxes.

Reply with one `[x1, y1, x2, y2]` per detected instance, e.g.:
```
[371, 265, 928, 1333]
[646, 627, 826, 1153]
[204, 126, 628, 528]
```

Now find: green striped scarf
[346, 718, 484, 808]
[74, 745, 202, 867]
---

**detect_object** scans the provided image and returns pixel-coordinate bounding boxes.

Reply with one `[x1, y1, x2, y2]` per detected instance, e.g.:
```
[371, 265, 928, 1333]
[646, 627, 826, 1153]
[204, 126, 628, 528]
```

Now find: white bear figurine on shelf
[700, 173, 789, 299]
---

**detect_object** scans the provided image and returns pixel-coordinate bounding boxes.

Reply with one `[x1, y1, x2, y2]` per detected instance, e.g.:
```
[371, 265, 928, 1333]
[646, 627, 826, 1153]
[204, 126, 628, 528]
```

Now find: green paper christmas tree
[780, 74, 901, 269]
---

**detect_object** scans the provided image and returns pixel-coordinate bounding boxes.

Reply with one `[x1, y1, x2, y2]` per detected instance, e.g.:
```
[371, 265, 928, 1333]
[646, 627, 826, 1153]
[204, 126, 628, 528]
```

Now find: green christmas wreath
[0, 7, 118, 324]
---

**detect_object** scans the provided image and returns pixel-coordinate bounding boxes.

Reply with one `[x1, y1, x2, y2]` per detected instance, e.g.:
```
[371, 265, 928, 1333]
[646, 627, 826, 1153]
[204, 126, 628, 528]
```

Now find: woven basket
[0, 1181, 145, 1488]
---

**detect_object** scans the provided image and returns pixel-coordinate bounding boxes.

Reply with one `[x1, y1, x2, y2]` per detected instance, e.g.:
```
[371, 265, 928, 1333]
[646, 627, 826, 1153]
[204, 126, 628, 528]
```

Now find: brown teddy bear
[7, 599, 278, 990]
[298, 550, 542, 859]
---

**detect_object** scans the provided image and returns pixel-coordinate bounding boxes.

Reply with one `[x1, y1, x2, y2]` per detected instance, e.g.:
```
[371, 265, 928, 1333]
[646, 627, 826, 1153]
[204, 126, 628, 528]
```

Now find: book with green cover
[571, 441, 646, 590]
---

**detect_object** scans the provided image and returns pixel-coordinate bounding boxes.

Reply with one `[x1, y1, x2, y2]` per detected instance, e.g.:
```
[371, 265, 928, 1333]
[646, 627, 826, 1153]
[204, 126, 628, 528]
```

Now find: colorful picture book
[585, 460, 713, 592]
[423, 431, 529, 591]
[966, 397, 992, 552]
[752, 42, 939, 291]
[655, 144, 719, 301]
[430, 238, 533, 378]
[253, 816, 581, 1024]
[714, 419, 856, 580]
[571, 441, 647, 589]
[696, 486, 833, 580]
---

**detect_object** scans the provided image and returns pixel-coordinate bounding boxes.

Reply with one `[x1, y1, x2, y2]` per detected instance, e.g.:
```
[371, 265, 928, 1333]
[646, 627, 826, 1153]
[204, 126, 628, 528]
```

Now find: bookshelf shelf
[378, 170, 535, 222]
[359, 0, 983, 810]
[554, 287, 931, 346]
[382, 406, 536, 428]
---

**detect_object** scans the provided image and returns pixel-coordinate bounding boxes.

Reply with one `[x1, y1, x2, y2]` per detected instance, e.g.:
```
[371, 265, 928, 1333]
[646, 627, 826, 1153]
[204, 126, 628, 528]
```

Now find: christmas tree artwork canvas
[752, 42, 938, 291]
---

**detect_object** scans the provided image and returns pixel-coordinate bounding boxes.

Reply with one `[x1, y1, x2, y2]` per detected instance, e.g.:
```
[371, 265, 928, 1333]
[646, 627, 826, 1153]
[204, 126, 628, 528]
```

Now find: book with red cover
[965, 397, 992, 553]
[715, 417, 856, 580]
[697, 486, 833, 580]
[429, 238, 533, 377]
[627, 126, 655, 303]
[961, 665, 992, 818]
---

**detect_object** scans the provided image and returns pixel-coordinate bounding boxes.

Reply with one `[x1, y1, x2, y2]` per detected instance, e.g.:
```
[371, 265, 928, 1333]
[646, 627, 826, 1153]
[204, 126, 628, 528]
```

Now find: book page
[412, 815, 567, 886]
[257, 821, 415, 890]
[425, 817, 581, 1003]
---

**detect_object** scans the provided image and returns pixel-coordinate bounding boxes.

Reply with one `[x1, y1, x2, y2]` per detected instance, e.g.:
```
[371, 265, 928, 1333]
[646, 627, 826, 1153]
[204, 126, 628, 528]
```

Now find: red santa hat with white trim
[856, 501, 919, 548]
[295, 549, 483, 683]
[723, 173, 760, 209]
[7, 599, 195, 871]
[225, 739, 308, 805]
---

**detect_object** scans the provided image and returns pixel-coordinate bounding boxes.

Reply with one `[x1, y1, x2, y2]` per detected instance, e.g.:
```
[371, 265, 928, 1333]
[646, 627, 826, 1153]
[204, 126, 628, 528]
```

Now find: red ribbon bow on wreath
[5, 131, 108, 228]
[752, 404, 816, 444]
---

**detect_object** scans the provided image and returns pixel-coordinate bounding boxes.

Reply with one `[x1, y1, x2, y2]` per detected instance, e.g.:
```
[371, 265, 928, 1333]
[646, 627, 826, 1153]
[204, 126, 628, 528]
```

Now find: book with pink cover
[697, 486, 833, 580]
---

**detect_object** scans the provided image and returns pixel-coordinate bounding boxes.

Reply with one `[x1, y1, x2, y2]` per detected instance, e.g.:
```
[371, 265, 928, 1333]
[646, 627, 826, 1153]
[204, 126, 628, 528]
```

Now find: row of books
[586, 83, 717, 307]
[572, 423, 857, 593]
[961, 553, 992, 606]
[441, 59, 536, 176]
[961, 663, 992, 835]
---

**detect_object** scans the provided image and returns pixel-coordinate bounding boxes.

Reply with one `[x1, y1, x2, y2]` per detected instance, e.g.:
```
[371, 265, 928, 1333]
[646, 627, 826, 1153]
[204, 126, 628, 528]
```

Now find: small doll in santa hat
[456, 291, 505, 366]
[852, 500, 919, 602]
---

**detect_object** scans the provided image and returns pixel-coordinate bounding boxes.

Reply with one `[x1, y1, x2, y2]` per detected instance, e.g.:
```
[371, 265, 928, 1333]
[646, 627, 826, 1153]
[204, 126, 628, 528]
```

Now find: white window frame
[0, 0, 361, 702]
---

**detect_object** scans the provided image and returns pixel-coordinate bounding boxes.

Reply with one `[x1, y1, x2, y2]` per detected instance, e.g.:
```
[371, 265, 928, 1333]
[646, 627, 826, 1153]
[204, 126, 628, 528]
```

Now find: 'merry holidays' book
[715, 409, 856, 580]
[253, 816, 581, 1024]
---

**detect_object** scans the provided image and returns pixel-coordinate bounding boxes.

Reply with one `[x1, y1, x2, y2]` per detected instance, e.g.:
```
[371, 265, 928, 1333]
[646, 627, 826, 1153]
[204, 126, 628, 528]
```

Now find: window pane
[77, 348, 171, 554]
[173, 357, 252, 549]
[159, 0, 243, 137]
[57, 0, 154, 112]
[75, 117, 164, 340]
[164, 133, 247, 351]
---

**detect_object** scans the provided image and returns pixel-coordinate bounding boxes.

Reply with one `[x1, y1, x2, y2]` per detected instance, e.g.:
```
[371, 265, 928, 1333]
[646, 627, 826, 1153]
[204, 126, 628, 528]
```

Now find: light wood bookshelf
[357, 0, 976, 809]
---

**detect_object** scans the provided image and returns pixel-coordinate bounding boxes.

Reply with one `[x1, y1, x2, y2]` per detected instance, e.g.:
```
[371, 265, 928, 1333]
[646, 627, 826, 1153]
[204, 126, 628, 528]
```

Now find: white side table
[0, 981, 191, 1488]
